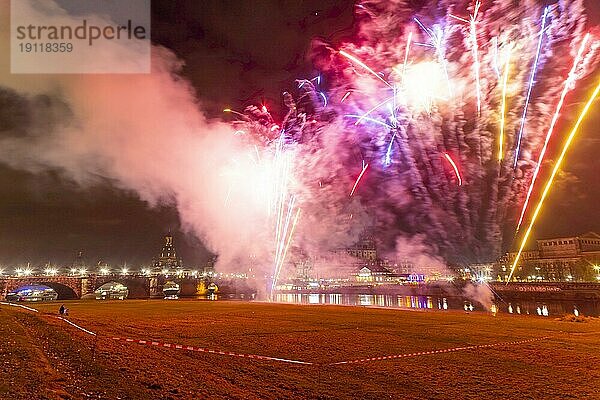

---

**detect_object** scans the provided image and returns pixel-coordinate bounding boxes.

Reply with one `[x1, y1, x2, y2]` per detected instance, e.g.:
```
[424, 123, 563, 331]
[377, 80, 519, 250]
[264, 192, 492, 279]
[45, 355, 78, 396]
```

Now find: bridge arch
[12, 282, 78, 300]
[91, 277, 149, 299]
[168, 278, 199, 296]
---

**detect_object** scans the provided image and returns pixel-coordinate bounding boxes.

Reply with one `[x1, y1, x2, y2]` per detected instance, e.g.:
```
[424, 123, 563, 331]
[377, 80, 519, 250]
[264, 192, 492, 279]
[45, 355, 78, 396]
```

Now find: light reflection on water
[273, 293, 600, 317]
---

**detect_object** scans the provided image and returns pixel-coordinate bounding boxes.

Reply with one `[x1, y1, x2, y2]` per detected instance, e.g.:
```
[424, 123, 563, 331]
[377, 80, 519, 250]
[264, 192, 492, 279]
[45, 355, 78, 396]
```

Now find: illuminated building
[73, 250, 86, 269]
[464, 263, 494, 282]
[352, 260, 425, 284]
[353, 263, 397, 283]
[395, 260, 415, 274]
[315, 234, 379, 280]
[344, 236, 377, 261]
[331, 235, 377, 266]
[293, 258, 313, 281]
[152, 232, 183, 270]
[203, 256, 216, 276]
[325, 234, 440, 282]
[496, 232, 600, 281]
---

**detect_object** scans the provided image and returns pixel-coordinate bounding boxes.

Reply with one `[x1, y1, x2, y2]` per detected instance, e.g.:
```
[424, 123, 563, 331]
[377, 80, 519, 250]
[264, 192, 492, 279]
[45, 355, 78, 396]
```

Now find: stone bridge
[0, 275, 216, 300]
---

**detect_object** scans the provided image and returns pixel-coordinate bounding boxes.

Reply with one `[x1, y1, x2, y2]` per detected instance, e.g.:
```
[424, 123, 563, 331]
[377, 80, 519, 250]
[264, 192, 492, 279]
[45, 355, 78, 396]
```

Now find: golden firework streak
[508, 79, 600, 281]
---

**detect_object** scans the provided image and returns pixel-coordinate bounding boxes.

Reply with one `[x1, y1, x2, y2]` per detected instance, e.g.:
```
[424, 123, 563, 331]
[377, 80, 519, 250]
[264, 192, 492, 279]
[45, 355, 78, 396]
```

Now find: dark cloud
[0, 166, 197, 266]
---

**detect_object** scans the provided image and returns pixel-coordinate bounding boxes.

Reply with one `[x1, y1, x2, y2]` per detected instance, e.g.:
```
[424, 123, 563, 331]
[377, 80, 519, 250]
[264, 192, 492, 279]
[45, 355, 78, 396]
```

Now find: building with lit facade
[73, 251, 87, 269]
[316, 235, 379, 279]
[496, 232, 600, 282]
[462, 263, 494, 281]
[354, 263, 397, 283]
[352, 262, 425, 284]
[332, 236, 378, 263]
[152, 232, 183, 270]
[327, 235, 441, 282]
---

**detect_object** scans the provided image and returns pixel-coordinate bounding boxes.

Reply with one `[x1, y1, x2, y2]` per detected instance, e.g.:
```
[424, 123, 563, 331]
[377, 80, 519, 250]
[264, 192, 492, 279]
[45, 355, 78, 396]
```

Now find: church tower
[73, 250, 87, 268]
[153, 232, 183, 269]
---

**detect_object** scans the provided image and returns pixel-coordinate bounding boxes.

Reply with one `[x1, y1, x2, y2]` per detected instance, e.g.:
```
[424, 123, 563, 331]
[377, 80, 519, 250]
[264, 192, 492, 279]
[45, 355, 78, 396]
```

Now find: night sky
[0, 0, 598, 267]
[0, 0, 355, 267]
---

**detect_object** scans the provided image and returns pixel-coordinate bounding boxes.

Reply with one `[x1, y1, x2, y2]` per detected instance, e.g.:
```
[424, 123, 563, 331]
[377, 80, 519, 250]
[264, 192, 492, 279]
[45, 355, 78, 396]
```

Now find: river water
[272, 293, 600, 317]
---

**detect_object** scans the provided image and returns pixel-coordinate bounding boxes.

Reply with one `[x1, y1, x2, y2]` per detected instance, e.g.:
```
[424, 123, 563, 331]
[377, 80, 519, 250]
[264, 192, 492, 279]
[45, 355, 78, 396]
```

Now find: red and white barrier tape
[111, 336, 313, 365]
[57, 316, 97, 336]
[0, 302, 552, 367]
[329, 336, 550, 365]
[0, 303, 97, 336]
[0, 301, 39, 312]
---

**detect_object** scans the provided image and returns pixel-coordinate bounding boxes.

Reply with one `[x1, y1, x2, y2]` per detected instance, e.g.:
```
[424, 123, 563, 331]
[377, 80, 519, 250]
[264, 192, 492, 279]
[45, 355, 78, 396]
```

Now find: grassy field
[1, 300, 599, 399]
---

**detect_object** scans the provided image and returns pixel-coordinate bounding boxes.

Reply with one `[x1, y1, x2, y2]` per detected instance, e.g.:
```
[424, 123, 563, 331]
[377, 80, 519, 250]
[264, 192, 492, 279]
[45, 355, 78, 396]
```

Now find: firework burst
[225, 0, 599, 284]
